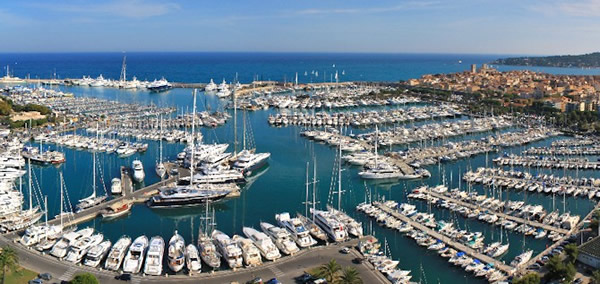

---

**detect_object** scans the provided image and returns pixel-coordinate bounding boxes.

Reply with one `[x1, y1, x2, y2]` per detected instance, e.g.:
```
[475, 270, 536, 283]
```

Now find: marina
[0, 57, 598, 284]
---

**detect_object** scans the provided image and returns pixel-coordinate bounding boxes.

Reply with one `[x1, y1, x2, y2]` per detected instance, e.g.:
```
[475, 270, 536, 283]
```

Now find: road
[2, 236, 389, 284]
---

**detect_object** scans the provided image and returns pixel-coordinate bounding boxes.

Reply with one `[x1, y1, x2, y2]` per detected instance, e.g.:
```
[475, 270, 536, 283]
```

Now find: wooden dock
[423, 190, 570, 235]
[373, 201, 515, 275]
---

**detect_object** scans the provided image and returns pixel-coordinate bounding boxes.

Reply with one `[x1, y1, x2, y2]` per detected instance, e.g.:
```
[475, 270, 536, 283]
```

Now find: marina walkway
[373, 201, 515, 275]
[423, 190, 570, 235]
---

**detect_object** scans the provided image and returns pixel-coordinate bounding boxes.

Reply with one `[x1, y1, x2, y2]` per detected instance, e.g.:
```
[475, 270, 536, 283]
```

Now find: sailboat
[3, 158, 43, 232]
[197, 203, 221, 269]
[232, 110, 270, 176]
[75, 148, 107, 212]
[155, 115, 166, 179]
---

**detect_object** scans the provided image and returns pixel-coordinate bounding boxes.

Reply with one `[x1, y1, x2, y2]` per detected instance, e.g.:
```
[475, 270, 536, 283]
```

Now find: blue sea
[2, 52, 599, 283]
[4, 52, 600, 84]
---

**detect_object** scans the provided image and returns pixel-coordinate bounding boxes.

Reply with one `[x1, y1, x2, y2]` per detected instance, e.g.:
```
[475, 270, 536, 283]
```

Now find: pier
[421, 190, 569, 235]
[373, 201, 515, 275]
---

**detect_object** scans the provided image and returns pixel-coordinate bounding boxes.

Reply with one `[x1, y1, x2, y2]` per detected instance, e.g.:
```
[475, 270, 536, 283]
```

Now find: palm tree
[318, 259, 341, 283]
[0, 246, 19, 284]
[339, 267, 362, 284]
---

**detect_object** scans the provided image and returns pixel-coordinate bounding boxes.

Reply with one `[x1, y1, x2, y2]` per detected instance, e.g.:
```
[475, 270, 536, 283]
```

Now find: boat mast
[60, 172, 63, 230]
[233, 79, 238, 155]
[374, 125, 378, 167]
[305, 162, 309, 217]
[337, 128, 342, 211]
[190, 89, 197, 186]
[242, 110, 246, 151]
[120, 56, 127, 82]
[28, 158, 32, 210]
[159, 115, 163, 163]
[312, 157, 317, 222]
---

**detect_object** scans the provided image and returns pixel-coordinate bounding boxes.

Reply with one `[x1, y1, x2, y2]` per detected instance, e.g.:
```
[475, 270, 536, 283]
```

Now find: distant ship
[147, 77, 172, 92]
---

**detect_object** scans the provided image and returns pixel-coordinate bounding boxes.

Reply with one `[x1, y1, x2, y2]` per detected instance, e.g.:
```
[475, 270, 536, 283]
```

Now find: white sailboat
[155, 115, 166, 179]
[76, 144, 107, 212]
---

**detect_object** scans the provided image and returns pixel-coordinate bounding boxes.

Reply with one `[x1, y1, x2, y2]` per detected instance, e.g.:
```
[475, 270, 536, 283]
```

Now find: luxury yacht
[297, 213, 328, 242]
[185, 244, 202, 273]
[205, 79, 218, 92]
[83, 240, 112, 268]
[122, 235, 148, 274]
[212, 230, 243, 269]
[51, 227, 94, 259]
[167, 230, 185, 273]
[132, 160, 145, 182]
[275, 212, 317, 248]
[143, 236, 165, 276]
[232, 150, 271, 175]
[155, 162, 166, 179]
[358, 164, 403, 180]
[242, 227, 281, 261]
[147, 78, 172, 92]
[311, 209, 347, 242]
[260, 222, 300, 255]
[20, 225, 61, 247]
[198, 230, 222, 269]
[65, 233, 104, 263]
[147, 184, 231, 208]
[104, 236, 132, 271]
[232, 235, 263, 267]
[328, 206, 363, 237]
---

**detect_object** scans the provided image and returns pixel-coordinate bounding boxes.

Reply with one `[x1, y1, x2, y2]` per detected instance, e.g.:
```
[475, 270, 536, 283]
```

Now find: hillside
[492, 52, 600, 68]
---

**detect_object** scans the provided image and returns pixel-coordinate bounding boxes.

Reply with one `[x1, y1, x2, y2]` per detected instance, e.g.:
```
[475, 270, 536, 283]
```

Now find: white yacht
[212, 230, 243, 269]
[104, 236, 132, 271]
[111, 178, 122, 195]
[217, 79, 228, 91]
[275, 212, 317, 248]
[311, 209, 347, 242]
[232, 235, 263, 267]
[260, 222, 300, 255]
[510, 250, 533, 267]
[242, 227, 281, 261]
[51, 227, 94, 259]
[232, 150, 271, 175]
[143, 236, 165, 276]
[167, 230, 185, 273]
[83, 240, 112, 268]
[20, 225, 61, 247]
[65, 233, 104, 263]
[358, 164, 403, 180]
[147, 77, 172, 92]
[185, 244, 202, 273]
[191, 169, 245, 184]
[132, 160, 145, 182]
[205, 79, 218, 92]
[328, 206, 363, 238]
[155, 162, 166, 179]
[198, 231, 221, 269]
[122, 235, 148, 274]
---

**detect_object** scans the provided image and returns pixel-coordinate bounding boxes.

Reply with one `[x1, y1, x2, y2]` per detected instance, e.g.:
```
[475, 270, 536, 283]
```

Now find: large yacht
[167, 230, 185, 272]
[275, 212, 317, 248]
[189, 169, 245, 184]
[260, 222, 299, 255]
[132, 160, 145, 182]
[185, 244, 202, 273]
[122, 235, 148, 274]
[65, 233, 104, 263]
[104, 236, 132, 271]
[20, 225, 62, 247]
[198, 230, 221, 269]
[147, 77, 172, 92]
[232, 150, 271, 175]
[358, 164, 403, 180]
[212, 230, 243, 269]
[232, 235, 263, 267]
[242, 227, 281, 261]
[296, 213, 328, 242]
[83, 240, 112, 268]
[205, 79, 218, 92]
[143, 236, 165, 276]
[311, 209, 347, 242]
[147, 184, 231, 208]
[327, 206, 363, 238]
[51, 227, 94, 259]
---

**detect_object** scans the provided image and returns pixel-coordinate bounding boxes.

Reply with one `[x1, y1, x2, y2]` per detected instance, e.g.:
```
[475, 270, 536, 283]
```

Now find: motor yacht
[242, 227, 281, 261]
[122, 235, 148, 274]
[311, 209, 347, 242]
[104, 236, 132, 271]
[260, 222, 299, 255]
[232, 235, 263, 267]
[167, 230, 185, 272]
[132, 160, 145, 182]
[212, 230, 243, 269]
[275, 212, 317, 248]
[143, 236, 165, 276]
[83, 240, 111, 268]
[185, 244, 202, 273]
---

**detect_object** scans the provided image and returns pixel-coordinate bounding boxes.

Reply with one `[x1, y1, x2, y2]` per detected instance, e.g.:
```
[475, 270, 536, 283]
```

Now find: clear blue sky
[0, 0, 598, 55]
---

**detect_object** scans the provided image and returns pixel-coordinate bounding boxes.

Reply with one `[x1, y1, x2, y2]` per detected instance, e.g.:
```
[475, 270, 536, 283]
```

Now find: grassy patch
[1, 266, 38, 284]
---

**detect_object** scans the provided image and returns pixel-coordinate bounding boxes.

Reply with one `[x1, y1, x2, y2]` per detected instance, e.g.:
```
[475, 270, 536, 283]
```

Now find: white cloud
[35, 0, 180, 19]
[296, 1, 439, 16]
[531, 0, 600, 17]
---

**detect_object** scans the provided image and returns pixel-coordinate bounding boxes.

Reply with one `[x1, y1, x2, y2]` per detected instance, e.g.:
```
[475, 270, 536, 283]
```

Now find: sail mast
[60, 172, 63, 230]
[28, 158, 32, 210]
[312, 157, 317, 222]
[337, 128, 342, 211]
[190, 89, 197, 185]
[305, 162, 309, 217]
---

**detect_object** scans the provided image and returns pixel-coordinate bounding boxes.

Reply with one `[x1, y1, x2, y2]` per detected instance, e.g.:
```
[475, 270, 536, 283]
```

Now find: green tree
[513, 272, 541, 284]
[71, 273, 99, 284]
[545, 255, 566, 280]
[591, 270, 600, 284]
[564, 243, 579, 263]
[0, 246, 19, 284]
[339, 267, 362, 284]
[318, 259, 341, 283]
[564, 262, 576, 283]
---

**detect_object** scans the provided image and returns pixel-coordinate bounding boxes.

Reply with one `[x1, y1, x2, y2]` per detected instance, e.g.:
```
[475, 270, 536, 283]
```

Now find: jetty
[372, 201, 515, 274]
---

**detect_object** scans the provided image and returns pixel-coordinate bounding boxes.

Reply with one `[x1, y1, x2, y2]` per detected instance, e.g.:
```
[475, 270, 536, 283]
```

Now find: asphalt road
[2, 235, 389, 284]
